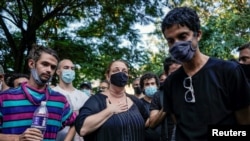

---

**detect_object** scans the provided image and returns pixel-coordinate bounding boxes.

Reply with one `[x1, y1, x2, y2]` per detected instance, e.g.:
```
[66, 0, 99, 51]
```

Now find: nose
[238, 60, 245, 64]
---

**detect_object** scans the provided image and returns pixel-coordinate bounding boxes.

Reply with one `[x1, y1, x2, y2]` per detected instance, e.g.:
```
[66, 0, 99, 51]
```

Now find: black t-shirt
[163, 57, 250, 141]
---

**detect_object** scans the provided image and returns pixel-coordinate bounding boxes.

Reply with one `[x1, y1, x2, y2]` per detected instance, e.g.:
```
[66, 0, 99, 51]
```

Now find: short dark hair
[139, 72, 159, 89]
[27, 44, 59, 63]
[163, 57, 180, 74]
[8, 73, 29, 87]
[237, 42, 250, 51]
[161, 7, 200, 35]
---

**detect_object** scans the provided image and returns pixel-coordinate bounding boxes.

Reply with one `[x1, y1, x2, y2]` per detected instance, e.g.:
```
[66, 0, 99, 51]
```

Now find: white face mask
[0, 81, 2, 91]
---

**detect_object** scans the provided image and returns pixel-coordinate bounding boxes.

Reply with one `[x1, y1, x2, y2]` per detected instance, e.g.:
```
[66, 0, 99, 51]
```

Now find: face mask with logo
[134, 87, 142, 94]
[31, 68, 50, 85]
[110, 72, 128, 87]
[82, 89, 91, 96]
[169, 40, 196, 63]
[62, 70, 75, 83]
[144, 86, 157, 98]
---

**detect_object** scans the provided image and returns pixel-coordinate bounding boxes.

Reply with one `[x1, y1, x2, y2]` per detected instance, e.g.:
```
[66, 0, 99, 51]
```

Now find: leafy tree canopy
[0, 0, 249, 87]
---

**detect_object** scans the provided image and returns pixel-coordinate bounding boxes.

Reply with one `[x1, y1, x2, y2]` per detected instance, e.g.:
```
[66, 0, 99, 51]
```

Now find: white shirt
[53, 86, 89, 141]
[53, 86, 89, 111]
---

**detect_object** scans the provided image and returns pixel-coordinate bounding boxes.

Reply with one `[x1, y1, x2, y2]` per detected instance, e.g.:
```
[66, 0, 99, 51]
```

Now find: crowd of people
[0, 6, 249, 141]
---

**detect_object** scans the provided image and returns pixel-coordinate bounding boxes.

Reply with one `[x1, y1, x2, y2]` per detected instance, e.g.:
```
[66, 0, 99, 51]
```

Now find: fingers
[106, 98, 128, 114]
[19, 128, 43, 141]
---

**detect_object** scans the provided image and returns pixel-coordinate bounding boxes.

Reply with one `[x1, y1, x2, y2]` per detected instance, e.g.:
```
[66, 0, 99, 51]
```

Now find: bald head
[57, 59, 75, 70]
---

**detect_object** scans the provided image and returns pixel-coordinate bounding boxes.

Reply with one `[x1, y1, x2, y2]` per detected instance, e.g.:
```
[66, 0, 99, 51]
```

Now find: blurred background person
[80, 81, 92, 96]
[140, 72, 161, 141]
[0, 65, 10, 91]
[8, 73, 29, 88]
[132, 77, 144, 99]
[149, 57, 181, 141]
[237, 42, 250, 83]
[238, 42, 250, 65]
[53, 59, 89, 141]
[99, 79, 109, 93]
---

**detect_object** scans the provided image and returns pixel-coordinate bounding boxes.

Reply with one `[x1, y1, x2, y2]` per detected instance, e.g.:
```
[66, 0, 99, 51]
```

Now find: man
[79, 81, 92, 96]
[0, 45, 76, 140]
[0, 65, 10, 91]
[140, 72, 160, 141]
[98, 79, 109, 93]
[53, 59, 89, 141]
[237, 42, 250, 82]
[7, 73, 29, 88]
[238, 42, 250, 65]
[149, 57, 181, 141]
[161, 7, 250, 140]
[132, 77, 144, 99]
[163, 57, 181, 76]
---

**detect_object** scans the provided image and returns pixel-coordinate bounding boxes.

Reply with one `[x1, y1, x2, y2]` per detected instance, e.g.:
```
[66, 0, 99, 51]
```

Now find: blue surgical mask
[144, 86, 157, 98]
[82, 89, 91, 96]
[62, 70, 75, 83]
[169, 40, 196, 62]
[110, 72, 128, 87]
[31, 68, 51, 85]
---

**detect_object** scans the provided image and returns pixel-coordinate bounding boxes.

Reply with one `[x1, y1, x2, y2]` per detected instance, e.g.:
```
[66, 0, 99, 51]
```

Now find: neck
[28, 78, 47, 90]
[183, 53, 209, 76]
[108, 87, 125, 98]
[144, 96, 152, 103]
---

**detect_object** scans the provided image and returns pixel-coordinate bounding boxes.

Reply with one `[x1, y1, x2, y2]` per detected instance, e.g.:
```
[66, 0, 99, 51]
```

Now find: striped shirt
[0, 82, 76, 141]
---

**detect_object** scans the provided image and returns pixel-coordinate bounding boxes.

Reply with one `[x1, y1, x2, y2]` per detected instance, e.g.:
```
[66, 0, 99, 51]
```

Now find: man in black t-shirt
[161, 7, 250, 141]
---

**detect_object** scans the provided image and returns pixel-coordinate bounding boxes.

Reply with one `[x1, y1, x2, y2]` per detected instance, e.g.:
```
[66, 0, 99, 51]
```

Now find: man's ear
[28, 59, 35, 69]
[197, 30, 202, 41]
[56, 68, 60, 75]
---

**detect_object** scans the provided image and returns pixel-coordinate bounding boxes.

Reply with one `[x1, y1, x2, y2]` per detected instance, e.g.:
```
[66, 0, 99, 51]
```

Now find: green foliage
[0, 0, 250, 87]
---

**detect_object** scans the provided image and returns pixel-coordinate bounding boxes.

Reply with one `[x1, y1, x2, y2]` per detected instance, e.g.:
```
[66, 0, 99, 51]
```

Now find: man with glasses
[161, 7, 250, 141]
[99, 79, 109, 93]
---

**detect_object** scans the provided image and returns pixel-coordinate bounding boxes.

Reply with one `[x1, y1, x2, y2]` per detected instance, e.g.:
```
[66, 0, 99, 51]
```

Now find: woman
[75, 60, 148, 141]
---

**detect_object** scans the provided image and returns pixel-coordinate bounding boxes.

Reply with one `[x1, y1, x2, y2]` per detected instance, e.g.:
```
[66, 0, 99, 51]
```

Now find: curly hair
[161, 7, 200, 36]
[139, 72, 159, 89]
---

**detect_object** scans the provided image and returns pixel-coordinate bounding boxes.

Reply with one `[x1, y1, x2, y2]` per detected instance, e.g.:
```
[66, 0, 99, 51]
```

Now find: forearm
[64, 125, 76, 141]
[80, 108, 113, 136]
[0, 134, 19, 141]
[149, 109, 166, 128]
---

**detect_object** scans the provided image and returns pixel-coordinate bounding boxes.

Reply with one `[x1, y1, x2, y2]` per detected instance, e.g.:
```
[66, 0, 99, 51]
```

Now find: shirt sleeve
[75, 94, 106, 135]
[227, 64, 250, 110]
[61, 100, 77, 127]
[150, 91, 161, 111]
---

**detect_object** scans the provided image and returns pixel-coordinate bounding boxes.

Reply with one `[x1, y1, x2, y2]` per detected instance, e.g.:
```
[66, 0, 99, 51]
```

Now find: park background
[0, 0, 249, 93]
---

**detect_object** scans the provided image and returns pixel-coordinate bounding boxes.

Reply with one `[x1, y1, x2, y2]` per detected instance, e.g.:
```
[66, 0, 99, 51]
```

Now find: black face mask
[110, 72, 128, 87]
[134, 87, 142, 94]
[240, 64, 250, 81]
[159, 82, 164, 87]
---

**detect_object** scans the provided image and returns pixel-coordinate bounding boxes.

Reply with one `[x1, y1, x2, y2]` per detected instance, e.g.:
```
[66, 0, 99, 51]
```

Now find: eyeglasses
[183, 77, 195, 103]
[99, 87, 108, 90]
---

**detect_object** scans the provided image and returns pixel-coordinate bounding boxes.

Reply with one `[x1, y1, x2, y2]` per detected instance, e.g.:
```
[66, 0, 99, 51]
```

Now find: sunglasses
[183, 77, 195, 103]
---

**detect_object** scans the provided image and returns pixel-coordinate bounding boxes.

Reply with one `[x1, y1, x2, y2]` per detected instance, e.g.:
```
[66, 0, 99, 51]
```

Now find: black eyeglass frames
[183, 77, 195, 103]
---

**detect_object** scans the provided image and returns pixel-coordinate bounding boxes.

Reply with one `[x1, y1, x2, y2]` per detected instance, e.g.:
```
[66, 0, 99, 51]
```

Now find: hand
[19, 128, 43, 141]
[106, 98, 128, 114]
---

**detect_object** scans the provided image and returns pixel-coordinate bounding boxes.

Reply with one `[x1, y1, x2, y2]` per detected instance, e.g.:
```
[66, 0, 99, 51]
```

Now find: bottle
[31, 101, 48, 135]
